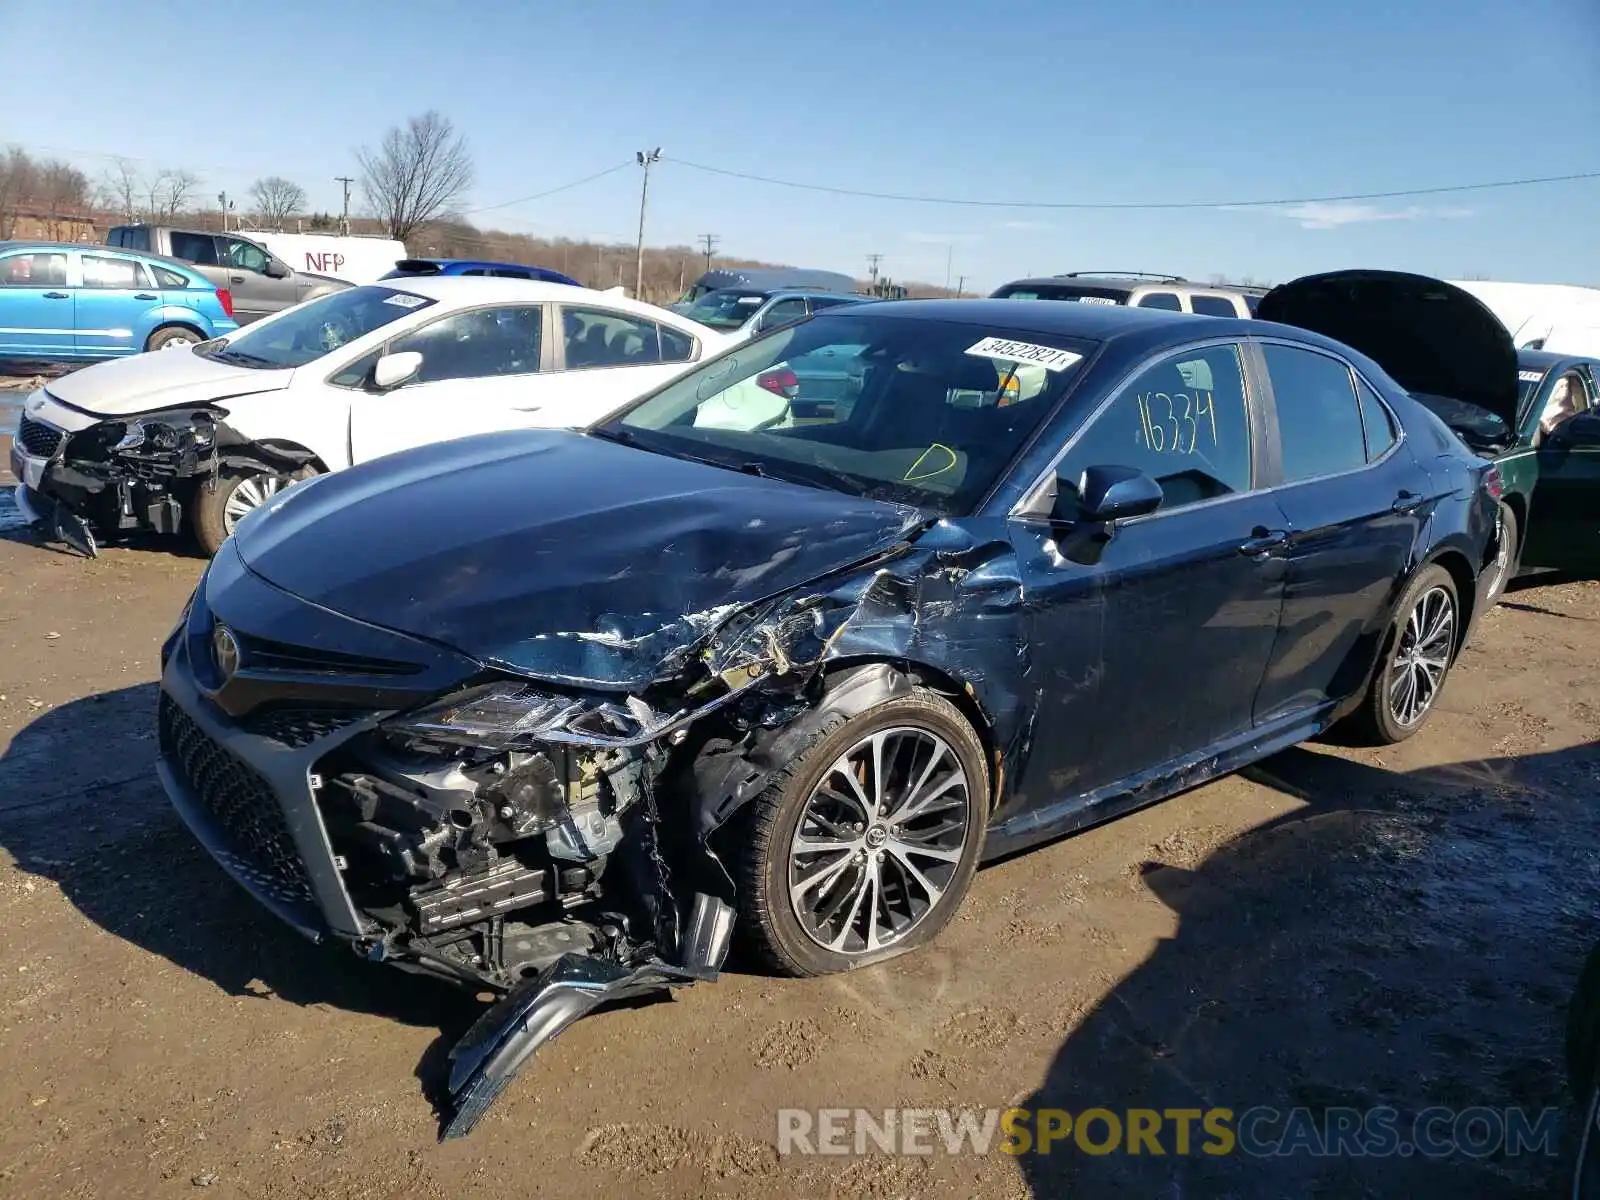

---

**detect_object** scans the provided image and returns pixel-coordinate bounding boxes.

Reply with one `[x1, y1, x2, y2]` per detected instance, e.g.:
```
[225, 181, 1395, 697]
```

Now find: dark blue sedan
[153, 290, 1499, 1135]
[378, 257, 581, 286]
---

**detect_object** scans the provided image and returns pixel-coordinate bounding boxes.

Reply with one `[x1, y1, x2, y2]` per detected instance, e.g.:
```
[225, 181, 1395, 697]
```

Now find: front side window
[81, 256, 149, 289]
[1540, 371, 1592, 435]
[169, 231, 220, 265]
[603, 314, 1094, 515]
[1136, 292, 1182, 311]
[561, 307, 663, 368]
[388, 305, 543, 384]
[223, 239, 271, 273]
[0, 253, 68, 287]
[1189, 294, 1240, 318]
[1263, 344, 1367, 481]
[1053, 344, 1253, 516]
[198, 285, 437, 369]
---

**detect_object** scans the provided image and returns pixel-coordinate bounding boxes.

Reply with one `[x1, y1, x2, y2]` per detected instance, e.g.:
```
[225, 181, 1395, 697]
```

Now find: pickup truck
[106, 225, 348, 325]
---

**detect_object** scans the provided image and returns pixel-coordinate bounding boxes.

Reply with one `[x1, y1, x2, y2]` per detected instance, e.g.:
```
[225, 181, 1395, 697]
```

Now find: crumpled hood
[46, 346, 292, 417]
[234, 429, 928, 688]
[1258, 269, 1520, 429]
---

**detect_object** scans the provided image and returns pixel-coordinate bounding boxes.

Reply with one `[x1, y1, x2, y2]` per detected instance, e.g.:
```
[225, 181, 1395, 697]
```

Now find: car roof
[1517, 347, 1592, 372]
[0, 239, 206, 275]
[848, 297, 1206, 336]
[997, 273, 1267, 295]
[374, 275, 709, 324]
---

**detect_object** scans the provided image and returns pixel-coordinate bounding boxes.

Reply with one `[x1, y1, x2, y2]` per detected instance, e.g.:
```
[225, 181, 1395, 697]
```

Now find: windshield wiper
[208, 348, 276, 367]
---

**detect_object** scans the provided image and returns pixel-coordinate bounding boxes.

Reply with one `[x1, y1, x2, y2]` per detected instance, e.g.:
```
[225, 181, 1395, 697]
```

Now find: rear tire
[145, 325, 202, 352]
[731, 689, 988, 978]
[191, 465, 315, 555]
[1344, 563, 1459, 745]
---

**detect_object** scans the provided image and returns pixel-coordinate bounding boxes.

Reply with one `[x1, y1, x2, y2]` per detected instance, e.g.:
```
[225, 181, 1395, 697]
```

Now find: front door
[220, 236, 299, 323]
[0, 249, 73, 357]
[1524, 367, 1600, 573]
[1251, 344, 1428, 721]
[1010, 341, 1285, 809]
[74, 253, 154, 357]
[347, 303, 548, 462]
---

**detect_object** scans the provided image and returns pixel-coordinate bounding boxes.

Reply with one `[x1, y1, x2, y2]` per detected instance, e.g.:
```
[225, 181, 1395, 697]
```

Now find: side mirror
[372, 351, 423, 391]
[263, 260, 290, 279]
[1056, 463, 1164, 523]
[1550, 410, 1600, 449]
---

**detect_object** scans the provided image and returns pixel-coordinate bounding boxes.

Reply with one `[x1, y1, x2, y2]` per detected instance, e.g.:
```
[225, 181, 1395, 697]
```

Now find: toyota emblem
[212, 624, 241, 682]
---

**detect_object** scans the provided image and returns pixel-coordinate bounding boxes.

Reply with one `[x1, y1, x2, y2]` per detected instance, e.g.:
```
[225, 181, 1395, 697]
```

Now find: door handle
[1391, 490, 1426, 514]
[1238, 527, 1290, 557]
[134, 292, 157, 300]
[42, 291, 68, 299]
[230, 275, 244, 284]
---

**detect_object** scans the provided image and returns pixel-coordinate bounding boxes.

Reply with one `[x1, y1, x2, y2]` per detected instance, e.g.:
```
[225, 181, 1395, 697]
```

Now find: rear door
[1251, 340, 1427, 723]
[0, 249, 73, 357]
[346, 303, 549, 462]
[75, 253, 157, 356]
[1523, 366, 1600, 572]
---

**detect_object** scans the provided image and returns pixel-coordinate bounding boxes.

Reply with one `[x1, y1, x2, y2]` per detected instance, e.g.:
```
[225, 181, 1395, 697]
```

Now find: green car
[1261, 271, 1600, 600]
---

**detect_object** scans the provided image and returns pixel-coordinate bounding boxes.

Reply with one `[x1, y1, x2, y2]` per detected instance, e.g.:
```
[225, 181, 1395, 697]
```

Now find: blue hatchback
[380, 257, 581, 287]
[0, 241, 238, 361]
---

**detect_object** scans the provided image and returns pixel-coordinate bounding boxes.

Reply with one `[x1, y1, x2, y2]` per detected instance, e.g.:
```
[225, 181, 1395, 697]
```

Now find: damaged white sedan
[9, 277, 725, 555]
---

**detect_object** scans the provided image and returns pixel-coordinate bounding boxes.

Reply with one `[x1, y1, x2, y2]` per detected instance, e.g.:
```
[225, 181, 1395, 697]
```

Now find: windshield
[991, 284, 1129, 305]
[199, 286, 435, 369]
[1412, 391, 1512, 451]
[685, 290, 769, 329]
[598, 313, 1093, 515]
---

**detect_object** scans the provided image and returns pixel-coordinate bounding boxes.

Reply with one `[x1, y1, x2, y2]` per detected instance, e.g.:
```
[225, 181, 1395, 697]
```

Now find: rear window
[384, 259, 445, 277]
[991, 283, 1128, 305]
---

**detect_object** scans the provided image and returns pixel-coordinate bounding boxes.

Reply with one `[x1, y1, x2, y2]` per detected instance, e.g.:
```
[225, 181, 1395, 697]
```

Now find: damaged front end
[13, 404, 309, 556]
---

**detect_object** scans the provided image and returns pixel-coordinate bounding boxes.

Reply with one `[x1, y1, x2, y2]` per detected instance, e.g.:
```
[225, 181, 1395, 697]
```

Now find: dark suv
[990, 271, 1266, 317]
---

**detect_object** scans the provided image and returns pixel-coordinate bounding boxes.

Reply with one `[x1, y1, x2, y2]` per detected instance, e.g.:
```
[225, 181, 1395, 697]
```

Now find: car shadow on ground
[1015, 739, 1599, 1199]
[0, 683, 479, 1042]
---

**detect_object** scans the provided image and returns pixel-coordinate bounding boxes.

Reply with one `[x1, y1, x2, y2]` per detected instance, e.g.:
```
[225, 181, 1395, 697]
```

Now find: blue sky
[4, 0, 1597, 291]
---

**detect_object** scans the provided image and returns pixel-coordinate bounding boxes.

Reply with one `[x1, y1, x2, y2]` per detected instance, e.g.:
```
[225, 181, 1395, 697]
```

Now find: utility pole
[698, 233, 719, 275]
[634, 148, 661, 299]
[956, 275, 967, 298]
[866, 253, 883, 287]
[217, 191, 230, 232]
[944, 244, 954, 292]
[335, 176, 354, 236]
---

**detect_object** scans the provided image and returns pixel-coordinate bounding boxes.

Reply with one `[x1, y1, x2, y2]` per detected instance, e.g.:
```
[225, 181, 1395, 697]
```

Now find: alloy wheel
[222, 474, 289, 534]
[787, 727, 973, 955]
[1387, 585, 1456, 726]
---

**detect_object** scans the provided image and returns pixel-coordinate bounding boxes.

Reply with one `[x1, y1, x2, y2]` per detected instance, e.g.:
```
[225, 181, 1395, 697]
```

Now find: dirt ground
[0, 480, 1596, 1198]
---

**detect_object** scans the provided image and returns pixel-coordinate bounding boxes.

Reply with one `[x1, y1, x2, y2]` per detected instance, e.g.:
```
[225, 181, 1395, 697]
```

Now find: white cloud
[1224, 201, 1474, 230]
[999, 218, 1052, 231]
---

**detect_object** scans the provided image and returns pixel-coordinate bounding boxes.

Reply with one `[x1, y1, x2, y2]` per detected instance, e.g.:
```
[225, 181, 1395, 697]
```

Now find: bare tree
[145, 168, 199, 221]
[0, 147, 34, 239]
[95, 157, 141, 222]
[356, 111, 474, 241]
[248, 175, 307, 228]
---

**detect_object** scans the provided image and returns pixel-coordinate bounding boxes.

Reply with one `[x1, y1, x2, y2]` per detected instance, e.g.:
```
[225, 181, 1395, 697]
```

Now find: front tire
[145, 325, 202, 352]
[733, 689, 988, 977]
[1346, 563, 1460, 745]
[1484, 502, 1520, 605]
[191, 465, 314, 555]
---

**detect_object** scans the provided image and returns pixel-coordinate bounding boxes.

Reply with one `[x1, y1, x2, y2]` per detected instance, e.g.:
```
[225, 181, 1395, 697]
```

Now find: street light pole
[634, 148, 661, 299]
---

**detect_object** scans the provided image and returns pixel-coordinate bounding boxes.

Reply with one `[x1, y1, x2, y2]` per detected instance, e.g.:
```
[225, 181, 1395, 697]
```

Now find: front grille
[17, 416, 64, 458]
[159, 695, 316, 906]
[238, 706, 365, 748]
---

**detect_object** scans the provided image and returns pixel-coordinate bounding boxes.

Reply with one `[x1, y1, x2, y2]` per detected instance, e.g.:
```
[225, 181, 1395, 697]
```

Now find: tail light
[1483, 463, 1504, 500]
[757, 368, 799, 400]
[216, 288, 234, 318]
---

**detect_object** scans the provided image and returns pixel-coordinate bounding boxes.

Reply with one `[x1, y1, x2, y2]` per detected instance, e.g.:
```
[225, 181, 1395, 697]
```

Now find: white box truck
[233, 231, 408, 285]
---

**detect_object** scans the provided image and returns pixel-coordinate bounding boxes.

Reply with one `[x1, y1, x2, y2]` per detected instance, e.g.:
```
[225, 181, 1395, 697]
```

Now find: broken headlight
[386, 682, 674, 751]
[111, 413, 217, 454]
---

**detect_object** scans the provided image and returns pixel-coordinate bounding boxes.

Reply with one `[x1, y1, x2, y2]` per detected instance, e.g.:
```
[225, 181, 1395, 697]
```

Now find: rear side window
[169, 231, 219, 265]
[82, 256, 151, 289]
[0, 253, 68, 287]
[1355, 377, 1398, 460]
[1136, 292, 1182, 311]
[1264, 344, 1367, 481]
[660, 324, 695, 363]
[152, 264, 192, 289]
[561, 306, 665, 368]
[1189, 295, 1240, 318]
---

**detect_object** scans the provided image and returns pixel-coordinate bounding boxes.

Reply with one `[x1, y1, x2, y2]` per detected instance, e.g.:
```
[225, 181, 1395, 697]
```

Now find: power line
[460, 161, 634, 216]
[666, 157, 1600, 211]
